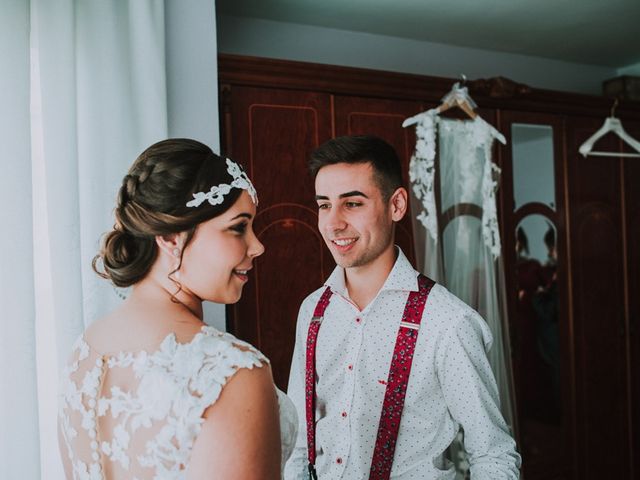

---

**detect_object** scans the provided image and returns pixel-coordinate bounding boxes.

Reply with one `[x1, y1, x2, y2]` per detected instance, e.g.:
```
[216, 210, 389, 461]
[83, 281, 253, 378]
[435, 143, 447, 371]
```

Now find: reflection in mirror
[516, 215, 556, 264]
[512, 124, 556, 211]
[514, 215, 561, 474]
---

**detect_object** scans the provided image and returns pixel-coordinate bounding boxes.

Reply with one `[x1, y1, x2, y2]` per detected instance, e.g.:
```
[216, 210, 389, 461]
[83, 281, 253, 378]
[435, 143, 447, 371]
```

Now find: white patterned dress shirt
[284, 248, 521, 479]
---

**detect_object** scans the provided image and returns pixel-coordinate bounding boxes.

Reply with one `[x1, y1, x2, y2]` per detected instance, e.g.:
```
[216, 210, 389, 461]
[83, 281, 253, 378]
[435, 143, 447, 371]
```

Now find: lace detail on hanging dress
[408, 113, 503, 258]
[408, 111, 439, 242]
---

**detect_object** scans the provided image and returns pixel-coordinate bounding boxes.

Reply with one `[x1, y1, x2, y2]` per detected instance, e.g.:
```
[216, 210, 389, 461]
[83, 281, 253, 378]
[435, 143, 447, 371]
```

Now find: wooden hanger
[403, 77, 506, 145]
[403, 77, 477, 128]
[438, 98, 477, 119]
[579, 99, 640, 158]
[436, 76, 477, 119]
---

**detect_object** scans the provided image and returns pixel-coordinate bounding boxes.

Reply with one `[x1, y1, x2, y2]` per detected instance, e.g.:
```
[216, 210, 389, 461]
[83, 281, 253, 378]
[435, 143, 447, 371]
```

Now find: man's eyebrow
[339, 190, 369, 199]
[314, 191, 369, 201]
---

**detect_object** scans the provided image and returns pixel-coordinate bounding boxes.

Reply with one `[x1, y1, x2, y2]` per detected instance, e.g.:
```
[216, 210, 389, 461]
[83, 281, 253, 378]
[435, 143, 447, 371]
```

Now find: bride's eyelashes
[229, 222, 248, 235]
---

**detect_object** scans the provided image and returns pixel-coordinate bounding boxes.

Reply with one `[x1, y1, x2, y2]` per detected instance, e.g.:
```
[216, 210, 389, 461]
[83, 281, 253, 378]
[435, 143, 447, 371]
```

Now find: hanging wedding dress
[437, 116, 513, 424]
[59, 326, 297, 479]
[408, 108, 516, 476]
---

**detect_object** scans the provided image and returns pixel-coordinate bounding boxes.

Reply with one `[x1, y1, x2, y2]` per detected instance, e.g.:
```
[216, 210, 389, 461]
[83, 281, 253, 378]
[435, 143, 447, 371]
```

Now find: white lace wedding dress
[58, 326, 298, 479]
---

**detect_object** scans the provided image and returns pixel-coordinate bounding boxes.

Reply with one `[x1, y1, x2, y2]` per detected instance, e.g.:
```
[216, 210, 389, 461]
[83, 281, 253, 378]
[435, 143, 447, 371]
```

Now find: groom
[284, 135, 520, 479]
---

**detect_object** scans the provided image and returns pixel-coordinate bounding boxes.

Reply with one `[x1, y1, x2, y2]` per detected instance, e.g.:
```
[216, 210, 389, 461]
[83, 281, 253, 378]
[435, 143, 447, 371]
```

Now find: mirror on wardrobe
[510, 123, 564, 478]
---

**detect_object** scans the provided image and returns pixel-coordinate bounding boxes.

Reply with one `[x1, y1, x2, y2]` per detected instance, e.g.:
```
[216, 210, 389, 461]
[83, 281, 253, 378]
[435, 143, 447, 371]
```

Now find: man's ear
[155, 232, 186, 258]
[389, 187, 408, 222]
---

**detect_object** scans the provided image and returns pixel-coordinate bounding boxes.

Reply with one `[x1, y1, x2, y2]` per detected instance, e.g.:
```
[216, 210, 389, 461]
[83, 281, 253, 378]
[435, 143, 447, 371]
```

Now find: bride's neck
[131, 270, 204, 322]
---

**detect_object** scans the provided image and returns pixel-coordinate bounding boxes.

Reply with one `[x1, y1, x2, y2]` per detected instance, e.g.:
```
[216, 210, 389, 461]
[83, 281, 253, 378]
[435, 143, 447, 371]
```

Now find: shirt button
[336, 457, 343, 464]
[341, 411, 347, 418]
[347, 364, 353, 371]
[355, 317, 362, 324]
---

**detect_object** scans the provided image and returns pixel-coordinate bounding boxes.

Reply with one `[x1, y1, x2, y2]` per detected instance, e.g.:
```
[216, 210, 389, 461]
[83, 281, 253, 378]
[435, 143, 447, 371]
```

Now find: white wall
[218, 15, 618, 95]
[165, 0, 220, 152]
[165, 0, 226, 330]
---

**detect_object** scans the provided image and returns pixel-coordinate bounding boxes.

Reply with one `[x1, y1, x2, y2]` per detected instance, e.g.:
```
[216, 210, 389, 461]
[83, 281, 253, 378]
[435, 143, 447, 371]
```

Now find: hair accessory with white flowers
[186, 158, 258, 208]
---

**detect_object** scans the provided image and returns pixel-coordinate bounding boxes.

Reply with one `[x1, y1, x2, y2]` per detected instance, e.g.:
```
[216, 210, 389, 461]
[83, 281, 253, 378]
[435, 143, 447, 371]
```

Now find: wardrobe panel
[623, 120, 640, 477]
[498, 111, 572, 480]
[566, 117, 632, 480]
[251, 206, 328, 389]
[222, 85, 334, 390]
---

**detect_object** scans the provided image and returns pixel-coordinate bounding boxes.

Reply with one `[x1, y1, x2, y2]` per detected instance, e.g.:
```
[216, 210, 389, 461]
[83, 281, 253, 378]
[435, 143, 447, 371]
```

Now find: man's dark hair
[309, 135, 403, 200]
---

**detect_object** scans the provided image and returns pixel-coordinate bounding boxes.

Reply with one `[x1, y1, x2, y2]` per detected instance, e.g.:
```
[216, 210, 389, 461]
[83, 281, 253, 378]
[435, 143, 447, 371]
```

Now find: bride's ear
[156, 233, 186, 259]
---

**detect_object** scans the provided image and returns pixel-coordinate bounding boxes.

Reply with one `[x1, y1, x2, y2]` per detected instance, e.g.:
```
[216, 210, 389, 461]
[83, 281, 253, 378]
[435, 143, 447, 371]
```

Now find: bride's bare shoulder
[189, 363, 281, 479]
[83, 301, 203, 354]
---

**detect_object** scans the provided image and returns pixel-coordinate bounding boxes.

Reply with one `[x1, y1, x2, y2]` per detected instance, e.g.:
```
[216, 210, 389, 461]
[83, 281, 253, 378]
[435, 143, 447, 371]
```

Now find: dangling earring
[172, 248, 181, 257]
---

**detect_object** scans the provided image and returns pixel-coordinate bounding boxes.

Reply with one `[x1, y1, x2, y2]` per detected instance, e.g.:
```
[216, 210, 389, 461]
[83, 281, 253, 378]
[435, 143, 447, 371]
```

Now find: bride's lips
[233, 267, 251, 282]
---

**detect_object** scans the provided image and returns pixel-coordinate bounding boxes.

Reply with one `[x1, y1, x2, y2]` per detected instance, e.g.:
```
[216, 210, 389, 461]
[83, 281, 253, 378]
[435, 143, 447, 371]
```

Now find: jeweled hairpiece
[186, 158, 258, 208]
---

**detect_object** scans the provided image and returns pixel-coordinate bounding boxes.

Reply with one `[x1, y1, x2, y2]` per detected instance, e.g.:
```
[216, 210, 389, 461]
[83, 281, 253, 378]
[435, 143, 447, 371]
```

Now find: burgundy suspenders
[306, 286, 333, 480]
[369, 274, 434, 478]
[305, 274, 434, 480]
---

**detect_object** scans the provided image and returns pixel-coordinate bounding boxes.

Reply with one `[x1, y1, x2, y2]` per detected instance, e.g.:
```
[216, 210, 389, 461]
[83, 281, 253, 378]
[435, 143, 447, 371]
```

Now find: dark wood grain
[222, 86, 334, 390]
[566, 117, 632, 480]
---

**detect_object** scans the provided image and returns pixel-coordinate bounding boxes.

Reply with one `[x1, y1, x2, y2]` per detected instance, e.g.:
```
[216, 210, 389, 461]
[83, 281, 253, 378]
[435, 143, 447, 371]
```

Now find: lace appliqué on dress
[408, 112, 503, 258]
[408, 111, 439, 242]
[59, 327, 268, 480]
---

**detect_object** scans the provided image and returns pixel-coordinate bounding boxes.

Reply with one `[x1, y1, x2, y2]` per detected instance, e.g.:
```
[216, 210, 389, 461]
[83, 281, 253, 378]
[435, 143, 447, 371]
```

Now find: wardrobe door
[221, 85, 334, 390]
[565, 116, 632, 480]
[499, 111, 573, 480]
[333, 95, 422, 264]
[623, 120, 640, 478]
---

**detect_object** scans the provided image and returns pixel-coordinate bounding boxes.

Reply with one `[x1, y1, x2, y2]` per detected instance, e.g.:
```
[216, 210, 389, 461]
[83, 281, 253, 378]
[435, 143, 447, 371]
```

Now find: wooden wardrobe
[218, 54, 640, 480]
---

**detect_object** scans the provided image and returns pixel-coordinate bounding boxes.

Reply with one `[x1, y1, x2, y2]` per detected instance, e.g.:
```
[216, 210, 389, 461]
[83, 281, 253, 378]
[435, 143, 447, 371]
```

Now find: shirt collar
[324, 247, 419, 297]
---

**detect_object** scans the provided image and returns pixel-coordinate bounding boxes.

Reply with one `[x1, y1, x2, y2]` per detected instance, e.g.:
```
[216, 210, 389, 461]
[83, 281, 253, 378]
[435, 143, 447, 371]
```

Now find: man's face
[315, 162, 399, 270]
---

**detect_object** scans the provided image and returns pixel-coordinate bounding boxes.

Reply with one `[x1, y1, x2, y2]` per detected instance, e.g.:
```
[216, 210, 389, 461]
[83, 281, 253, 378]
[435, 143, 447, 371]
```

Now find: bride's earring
[172, 248, 181, 258]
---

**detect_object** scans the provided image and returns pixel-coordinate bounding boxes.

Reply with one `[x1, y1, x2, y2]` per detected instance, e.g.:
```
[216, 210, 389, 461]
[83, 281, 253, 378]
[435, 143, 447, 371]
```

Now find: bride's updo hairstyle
[93, 138, 245, 287]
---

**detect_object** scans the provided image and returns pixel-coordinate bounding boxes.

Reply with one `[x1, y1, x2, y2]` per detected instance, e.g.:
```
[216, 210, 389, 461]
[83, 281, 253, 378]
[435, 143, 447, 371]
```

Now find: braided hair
[93, 138, 244, 287]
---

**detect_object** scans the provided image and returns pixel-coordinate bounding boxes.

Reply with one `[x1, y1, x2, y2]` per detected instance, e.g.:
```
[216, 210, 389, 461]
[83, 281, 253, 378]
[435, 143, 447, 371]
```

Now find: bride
[58, 139, 296, 479]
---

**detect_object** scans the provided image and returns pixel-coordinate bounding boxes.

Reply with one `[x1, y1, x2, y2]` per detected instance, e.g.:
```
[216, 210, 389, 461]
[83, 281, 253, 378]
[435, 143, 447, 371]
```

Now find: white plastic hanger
[579, 99, 640, 158]
[403, 76, 506, 145]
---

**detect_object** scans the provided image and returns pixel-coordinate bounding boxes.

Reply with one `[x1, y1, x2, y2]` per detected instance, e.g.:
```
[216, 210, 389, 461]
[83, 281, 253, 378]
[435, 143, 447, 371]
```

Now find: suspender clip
[308, 462, 318, 480]
[399, 321, 420, 330]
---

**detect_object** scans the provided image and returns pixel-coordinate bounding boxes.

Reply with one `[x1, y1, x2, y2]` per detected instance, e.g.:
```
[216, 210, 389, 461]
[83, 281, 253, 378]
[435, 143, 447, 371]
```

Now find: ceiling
[216, 0, 640, 68]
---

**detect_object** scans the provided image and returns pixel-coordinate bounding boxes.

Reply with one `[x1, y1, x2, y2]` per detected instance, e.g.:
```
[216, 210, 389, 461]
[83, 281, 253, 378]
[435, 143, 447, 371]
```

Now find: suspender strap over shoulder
[305, 286, 333, 479]
[305, 275, 434, 480]
[369, 274, 434, 480]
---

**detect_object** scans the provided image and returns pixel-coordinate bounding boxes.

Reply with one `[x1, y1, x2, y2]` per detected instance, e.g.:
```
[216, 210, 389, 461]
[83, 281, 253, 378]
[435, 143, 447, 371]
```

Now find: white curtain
[1, 2, 174, 477]
[1, 2, 39, 478]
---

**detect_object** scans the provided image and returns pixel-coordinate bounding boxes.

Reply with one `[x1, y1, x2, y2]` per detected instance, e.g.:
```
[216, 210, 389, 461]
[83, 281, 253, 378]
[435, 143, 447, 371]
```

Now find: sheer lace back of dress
[58, 327, 268, 480]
